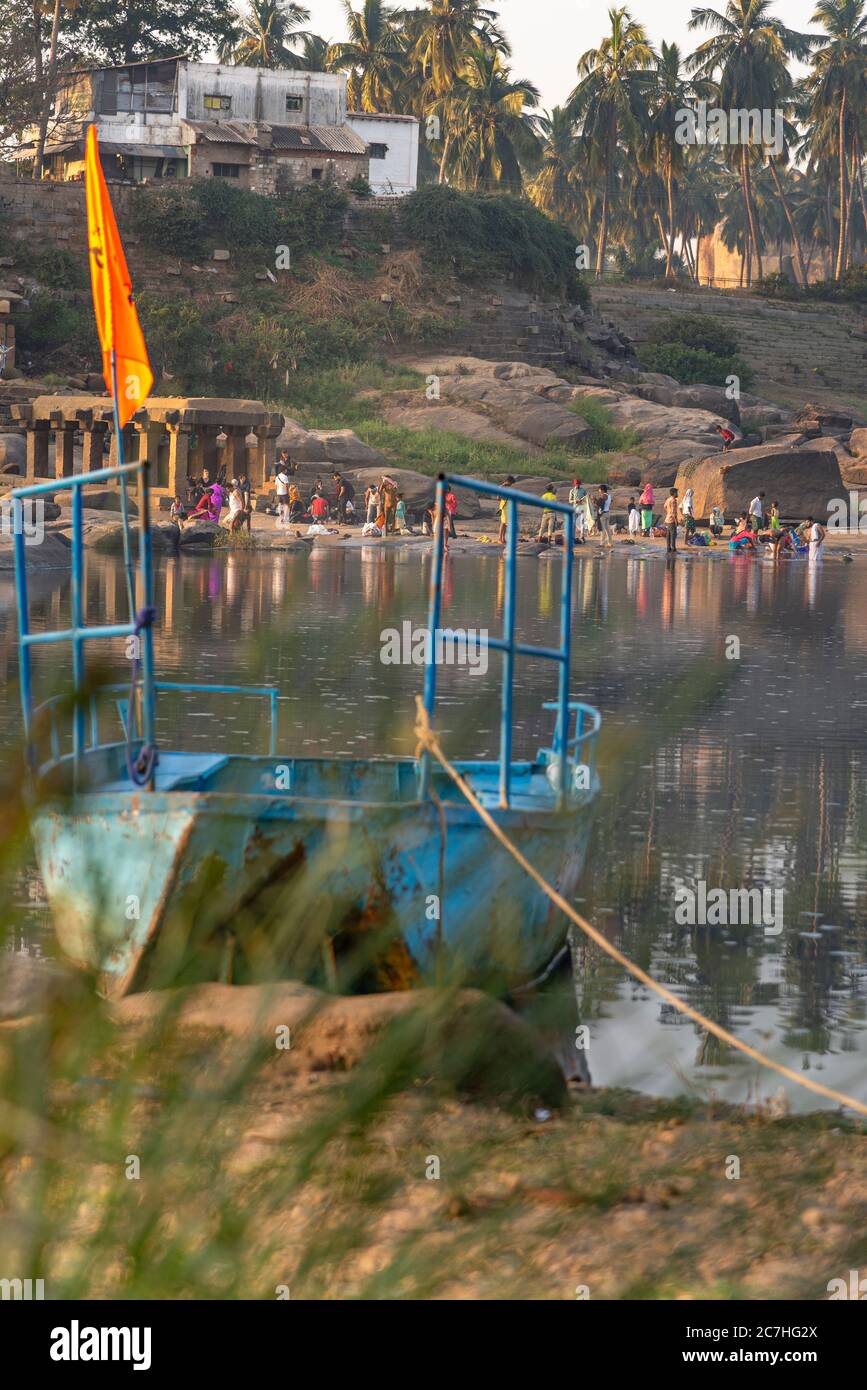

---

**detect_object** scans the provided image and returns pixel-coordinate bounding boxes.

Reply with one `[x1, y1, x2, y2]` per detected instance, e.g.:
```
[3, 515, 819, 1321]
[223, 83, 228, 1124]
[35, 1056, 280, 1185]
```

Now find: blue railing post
[71, 482, 85, 768]
[499, 495, 518, 808]
[419, 476, 447, 800]
[557, 509, 575, 808]
[269, 690, 278, 756]
[137, 453, 156, 785]
[12, 497, 33, 749]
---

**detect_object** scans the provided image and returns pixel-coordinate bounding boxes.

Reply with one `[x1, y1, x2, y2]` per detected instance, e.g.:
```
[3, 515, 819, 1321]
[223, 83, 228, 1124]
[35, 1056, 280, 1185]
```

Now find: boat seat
[97, 752, 230, 793]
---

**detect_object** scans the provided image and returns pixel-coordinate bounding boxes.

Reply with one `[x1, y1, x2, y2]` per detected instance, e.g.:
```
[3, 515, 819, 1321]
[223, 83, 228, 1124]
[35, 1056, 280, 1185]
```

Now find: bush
[17, 291, 97, 361]
[638, 312, 753, 390]
[398, 184, 590, 304]
[755, 264, 867, 304]
[639, 342, 753, 390]
[128, 179, 348, 261]
[346, 174, 373, 198]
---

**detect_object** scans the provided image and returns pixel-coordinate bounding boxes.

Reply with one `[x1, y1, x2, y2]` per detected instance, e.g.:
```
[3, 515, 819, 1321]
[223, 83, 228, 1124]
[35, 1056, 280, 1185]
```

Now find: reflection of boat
[11, 468, 601, 997]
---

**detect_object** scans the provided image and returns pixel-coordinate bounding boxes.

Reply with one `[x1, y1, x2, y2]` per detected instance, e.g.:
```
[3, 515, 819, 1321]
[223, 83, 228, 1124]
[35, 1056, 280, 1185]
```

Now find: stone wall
[0, 176, 135, 258]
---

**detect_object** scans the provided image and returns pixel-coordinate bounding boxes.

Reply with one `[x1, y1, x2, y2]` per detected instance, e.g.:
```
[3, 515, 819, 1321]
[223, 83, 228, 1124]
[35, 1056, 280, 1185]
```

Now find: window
[369, 143, 388, 161]
[285, 95, 303, 112]
[204, 94, 231, 112]
[310, 167, 323, 180]
[213, 163, 241, 178]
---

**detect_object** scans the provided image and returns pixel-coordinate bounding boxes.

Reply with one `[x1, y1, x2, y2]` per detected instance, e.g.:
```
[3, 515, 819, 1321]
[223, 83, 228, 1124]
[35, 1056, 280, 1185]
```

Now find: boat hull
[31, 756, 598, 996]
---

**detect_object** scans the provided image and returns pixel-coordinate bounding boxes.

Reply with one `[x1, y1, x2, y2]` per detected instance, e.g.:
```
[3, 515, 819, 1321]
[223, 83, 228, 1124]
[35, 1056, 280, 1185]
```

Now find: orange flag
[84, 124, 152, 428]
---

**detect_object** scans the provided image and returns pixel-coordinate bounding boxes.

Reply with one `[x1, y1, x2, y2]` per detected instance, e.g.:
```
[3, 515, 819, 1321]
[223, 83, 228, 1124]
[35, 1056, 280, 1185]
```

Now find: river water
[2, 543, 866, 1110]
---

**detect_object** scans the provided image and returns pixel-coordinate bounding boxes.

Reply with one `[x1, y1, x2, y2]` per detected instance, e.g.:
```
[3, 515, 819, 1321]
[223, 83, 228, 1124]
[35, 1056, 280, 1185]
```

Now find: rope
[414, 697, 867, 1119]
[125, 606, 158, 788]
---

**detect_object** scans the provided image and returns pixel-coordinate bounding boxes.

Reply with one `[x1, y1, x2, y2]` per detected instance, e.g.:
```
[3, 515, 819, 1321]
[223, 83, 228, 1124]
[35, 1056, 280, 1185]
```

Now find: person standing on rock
[596, 484, 614, 549]
[380, 475, 398, 534]
[639, 482, 654, 537]
[749, 492, 765, 533]
[538, 484, 558, 542]
[681, 487, 696, 538]
[663, 488, 679, 553]
[274, 462, 291, 528]
[715, 423, 736, 452]
[332, 471, 355, 525]
[444, 487, 458, 538]
[497, 476, 516, 545]
[569, 477, 587, 544]
[365, 483, 380, 525]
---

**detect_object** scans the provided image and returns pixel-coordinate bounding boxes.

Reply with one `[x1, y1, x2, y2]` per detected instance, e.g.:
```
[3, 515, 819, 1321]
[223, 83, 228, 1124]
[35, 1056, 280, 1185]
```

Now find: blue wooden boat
[10, 467, 601, 997]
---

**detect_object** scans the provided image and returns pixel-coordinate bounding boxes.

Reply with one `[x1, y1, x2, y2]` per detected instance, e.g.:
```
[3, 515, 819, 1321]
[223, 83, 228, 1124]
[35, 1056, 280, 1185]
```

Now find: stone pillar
[55, 423, 76, 479]
[108, 424, 134, 471]
[26, 422, 50, 480]
[167, 426, 190, 497]
[250, 427, 269, 491]
[81, 422, 108, 472]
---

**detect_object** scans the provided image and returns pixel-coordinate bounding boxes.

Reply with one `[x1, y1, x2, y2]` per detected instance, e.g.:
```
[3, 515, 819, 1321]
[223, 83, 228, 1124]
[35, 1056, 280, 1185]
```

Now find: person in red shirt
[715, 423, 736, 452]
[444, 487, 458, 538]
[310, 494, 329, 522]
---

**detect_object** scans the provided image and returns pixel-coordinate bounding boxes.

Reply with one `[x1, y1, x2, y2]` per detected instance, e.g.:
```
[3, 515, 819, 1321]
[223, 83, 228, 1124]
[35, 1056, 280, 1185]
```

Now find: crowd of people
[501, 476, 828, 562]
[168, 452, 828, 565]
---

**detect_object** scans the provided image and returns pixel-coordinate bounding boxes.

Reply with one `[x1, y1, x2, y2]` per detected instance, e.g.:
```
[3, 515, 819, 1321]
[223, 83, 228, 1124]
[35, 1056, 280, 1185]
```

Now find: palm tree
[297, 33, 331, 71]
[805, 0, 867, 278]
[688, 0, 812, 284]
[326, 1, 406, 112]
[409, 0, 507, 180]
[449, 44, 539, 191]
[643, 41, 710, 276]
[527, 106, 583, 228]
[222, 0, 312, 68]
[569, 7, 655, 277]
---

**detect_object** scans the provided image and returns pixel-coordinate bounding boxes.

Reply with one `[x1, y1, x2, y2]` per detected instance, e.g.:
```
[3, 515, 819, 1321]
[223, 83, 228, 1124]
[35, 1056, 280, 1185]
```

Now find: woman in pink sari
[187, 483, 224, 525]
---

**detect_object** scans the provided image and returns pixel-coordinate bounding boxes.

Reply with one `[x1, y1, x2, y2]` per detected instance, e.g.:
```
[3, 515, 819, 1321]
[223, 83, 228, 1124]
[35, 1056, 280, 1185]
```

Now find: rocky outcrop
[276, 422, 388, 469]
[0, 432, 25, 472]
[52, 486, 139, 516]
[674, 442, 844, 520]
[0, 533, 71, 568]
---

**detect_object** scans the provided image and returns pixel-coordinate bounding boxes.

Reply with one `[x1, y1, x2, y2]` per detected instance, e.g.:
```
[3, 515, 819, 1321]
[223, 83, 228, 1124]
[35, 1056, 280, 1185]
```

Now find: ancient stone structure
[6, 394, 283, 497]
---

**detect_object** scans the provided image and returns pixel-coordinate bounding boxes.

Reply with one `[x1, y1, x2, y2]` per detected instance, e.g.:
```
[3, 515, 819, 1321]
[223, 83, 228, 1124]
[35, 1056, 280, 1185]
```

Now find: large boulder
[53, 487, 139, 516]
[848, 426, 867, 457]
[793, 403, 865, 437]
[276, 422, 388, 470]
[0, 433, 25, 473]
[674, 442, 844, 521]
[0, 533, 71, 569]
[179, 519, 223, 547]
[349, 466, 435, 520]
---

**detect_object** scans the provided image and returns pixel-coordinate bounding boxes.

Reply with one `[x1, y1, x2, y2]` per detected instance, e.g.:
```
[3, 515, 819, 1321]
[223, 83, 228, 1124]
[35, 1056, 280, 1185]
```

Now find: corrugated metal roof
[270, 124, 367, 154]
[182, 119, 259, 146]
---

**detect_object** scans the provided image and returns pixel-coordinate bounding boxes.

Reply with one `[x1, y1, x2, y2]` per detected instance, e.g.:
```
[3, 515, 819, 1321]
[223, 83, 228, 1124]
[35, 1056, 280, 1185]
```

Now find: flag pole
[110, 348, 136, 621]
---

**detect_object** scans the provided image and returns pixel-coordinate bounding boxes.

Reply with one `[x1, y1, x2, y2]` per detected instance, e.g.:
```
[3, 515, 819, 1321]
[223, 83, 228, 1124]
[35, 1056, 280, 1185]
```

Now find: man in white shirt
[569, 477, 586, 544]
[806, 515, 825, 562]
[749, 492, 765, 533]
[274, 464, 290, 528]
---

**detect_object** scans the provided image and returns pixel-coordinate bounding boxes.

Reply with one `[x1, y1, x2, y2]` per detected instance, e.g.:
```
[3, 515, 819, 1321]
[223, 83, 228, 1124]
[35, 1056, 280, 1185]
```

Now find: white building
[346, 113, 419, 196]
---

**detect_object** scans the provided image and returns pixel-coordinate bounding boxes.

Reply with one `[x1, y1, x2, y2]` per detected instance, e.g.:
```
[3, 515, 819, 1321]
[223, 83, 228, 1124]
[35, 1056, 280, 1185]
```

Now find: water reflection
[1, 546, 865, 1107]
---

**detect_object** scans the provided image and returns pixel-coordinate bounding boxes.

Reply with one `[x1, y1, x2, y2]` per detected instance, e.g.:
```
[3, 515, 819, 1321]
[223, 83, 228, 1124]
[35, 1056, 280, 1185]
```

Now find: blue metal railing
[10, 458, 156, 785]
[30, 682, 280, 776]
[422, 474, 579, 810]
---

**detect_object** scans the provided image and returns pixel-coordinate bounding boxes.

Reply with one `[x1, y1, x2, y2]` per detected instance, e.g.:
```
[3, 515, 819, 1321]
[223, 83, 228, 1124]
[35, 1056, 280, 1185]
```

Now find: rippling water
[2, 544, 866, 1109]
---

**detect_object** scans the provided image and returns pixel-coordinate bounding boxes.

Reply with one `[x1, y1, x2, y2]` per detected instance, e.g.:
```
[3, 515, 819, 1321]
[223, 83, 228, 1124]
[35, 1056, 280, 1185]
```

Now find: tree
[527, 106, 583, 227]
[805, 0, 867, 278]
[66, 0, 236, 64]
[449, 44, 539, 191]
[221, 0, 311, 68]
[643, 42, 710, 277]
[409, 0, 507, 180]
[569, 7, 654, 276]
[326, 1, 406, 111]
[688, 0, 811, 284]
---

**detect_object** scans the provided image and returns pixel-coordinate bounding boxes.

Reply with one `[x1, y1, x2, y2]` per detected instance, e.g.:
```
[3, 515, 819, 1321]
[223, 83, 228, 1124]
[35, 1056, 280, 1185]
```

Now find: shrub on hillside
[398, 185, 590, 304]
[129, 179, 347, 260]
[755, 265, 867, 304]
[638, 312, 753, 390]
[17, 291, 97, 361]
